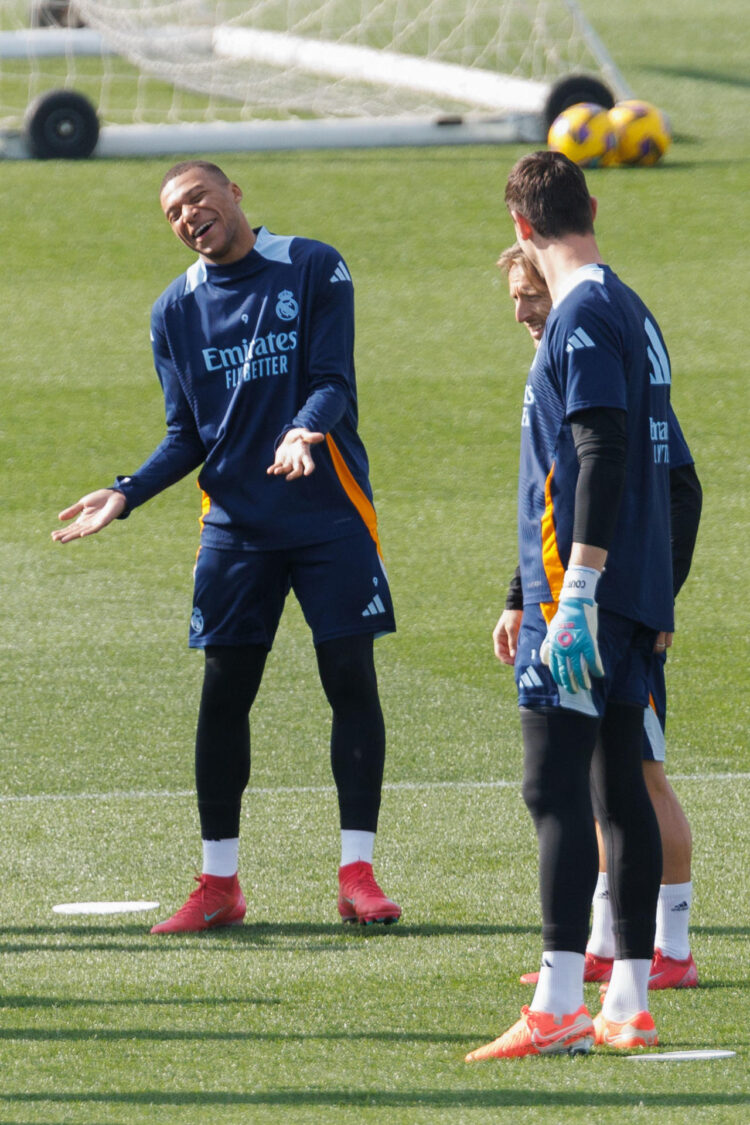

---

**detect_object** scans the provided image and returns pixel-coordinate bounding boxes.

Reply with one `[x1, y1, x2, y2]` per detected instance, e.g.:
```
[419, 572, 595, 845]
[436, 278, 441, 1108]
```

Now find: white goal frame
[0, 1, 632, 159]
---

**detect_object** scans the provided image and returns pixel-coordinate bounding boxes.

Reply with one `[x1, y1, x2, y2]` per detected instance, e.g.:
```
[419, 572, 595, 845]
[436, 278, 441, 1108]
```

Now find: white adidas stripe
[362, 593, 386, 617]
[566, 326, 596, 352]
[330, 260, 352, 283]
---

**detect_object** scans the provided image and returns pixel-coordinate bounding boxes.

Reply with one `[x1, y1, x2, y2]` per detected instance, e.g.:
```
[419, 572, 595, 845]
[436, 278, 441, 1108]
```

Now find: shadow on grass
[2, 921, 748, 962]
[0, 1027, 474, 1044]
[691, 925, 750, 937]
[0, 920, 538, 955]
[0, 1090, 747, 1110]
[598, 155, 750, 172]
[640, 63, 750, 90]
[0, 1023, 745, 1050]
[0, 994, 280, 1009]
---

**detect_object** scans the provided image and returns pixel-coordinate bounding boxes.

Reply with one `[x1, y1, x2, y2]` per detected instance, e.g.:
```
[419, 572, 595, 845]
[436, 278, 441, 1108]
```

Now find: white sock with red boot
[655, 881, 692, 960]
[202, 837, 240, 877]
[340, 830, 375, 867]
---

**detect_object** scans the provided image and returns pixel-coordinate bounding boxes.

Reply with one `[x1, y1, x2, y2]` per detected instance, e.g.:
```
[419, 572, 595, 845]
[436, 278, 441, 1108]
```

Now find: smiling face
[507, 261, 552, 347]
[160, 166, 255, 264]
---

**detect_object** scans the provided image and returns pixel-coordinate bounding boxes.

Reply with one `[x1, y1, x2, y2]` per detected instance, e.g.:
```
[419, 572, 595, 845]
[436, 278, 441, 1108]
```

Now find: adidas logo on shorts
[362, 594, 386, 617]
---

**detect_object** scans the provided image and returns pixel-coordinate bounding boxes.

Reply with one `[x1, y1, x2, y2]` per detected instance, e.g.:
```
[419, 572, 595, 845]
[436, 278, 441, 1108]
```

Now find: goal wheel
[29, 1, 86, 28]
[22, 89, 100, 159]
[543, 75, 615, 130]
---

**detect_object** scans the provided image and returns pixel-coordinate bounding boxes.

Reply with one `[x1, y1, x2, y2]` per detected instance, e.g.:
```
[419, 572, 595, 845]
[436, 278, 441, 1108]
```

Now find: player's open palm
[267, 428, 325, 480]
[52, 488, 127, 543]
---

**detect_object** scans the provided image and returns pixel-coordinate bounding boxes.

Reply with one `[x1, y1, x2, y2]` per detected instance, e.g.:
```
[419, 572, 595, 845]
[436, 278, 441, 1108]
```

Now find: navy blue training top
[518, 263, 676, 632]
[114, 228, 383, 553]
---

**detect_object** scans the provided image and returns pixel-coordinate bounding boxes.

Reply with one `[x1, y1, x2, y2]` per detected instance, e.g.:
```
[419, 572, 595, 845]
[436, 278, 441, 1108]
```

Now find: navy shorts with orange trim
[188, 531, 395, 649]
[642, 651, 667, 762]
[515, 603, 658, 722]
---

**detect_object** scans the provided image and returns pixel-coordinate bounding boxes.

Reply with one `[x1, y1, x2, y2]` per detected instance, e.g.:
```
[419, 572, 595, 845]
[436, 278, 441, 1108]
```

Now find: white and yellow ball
[608, 100, 672, 166]
[546, 102, 617, 167]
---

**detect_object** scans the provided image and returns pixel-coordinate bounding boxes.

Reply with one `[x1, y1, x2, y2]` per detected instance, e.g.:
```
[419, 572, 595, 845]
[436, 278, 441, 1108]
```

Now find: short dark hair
[504, 151, 594, 238]
[160, 160, 230, 193]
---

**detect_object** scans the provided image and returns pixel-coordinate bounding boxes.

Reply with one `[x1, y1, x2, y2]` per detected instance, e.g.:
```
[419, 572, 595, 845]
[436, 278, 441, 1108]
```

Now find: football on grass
[608, 100, 672, 165]
[546, 102, 617, 167]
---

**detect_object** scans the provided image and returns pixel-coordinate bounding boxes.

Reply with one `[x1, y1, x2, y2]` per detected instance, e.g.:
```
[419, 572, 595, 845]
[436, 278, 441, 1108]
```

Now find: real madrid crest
[275, 290, 299, 321]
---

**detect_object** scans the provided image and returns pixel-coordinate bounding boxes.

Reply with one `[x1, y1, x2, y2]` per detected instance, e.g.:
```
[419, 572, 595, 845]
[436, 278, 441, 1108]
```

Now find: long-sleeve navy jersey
[518, 263, 675, 632]
[505, 417, 700, 611]
[113, 227, 383, 553]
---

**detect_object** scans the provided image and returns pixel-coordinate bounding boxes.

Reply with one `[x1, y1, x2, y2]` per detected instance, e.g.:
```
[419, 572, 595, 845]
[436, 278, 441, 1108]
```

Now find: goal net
[0, 0, 631, 156]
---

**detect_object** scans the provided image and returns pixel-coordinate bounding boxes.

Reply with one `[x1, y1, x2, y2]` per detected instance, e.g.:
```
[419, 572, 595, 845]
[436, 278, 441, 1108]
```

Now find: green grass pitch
[2, 0, 749, 1121]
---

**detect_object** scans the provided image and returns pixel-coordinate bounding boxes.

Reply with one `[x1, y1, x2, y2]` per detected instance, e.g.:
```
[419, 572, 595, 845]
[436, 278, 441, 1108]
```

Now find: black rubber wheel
[23, 89, 99, 159]
[543, 75, 616, 130]
[29, 1, 86, 27]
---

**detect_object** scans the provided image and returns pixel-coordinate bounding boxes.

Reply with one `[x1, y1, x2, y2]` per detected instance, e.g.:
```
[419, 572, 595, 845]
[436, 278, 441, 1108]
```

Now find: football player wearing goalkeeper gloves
[495, 244, 701, 995]
[467, 152, 681, 1063]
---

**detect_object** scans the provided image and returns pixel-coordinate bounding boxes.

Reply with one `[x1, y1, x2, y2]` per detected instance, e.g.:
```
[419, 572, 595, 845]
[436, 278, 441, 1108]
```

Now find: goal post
[0, 0, 632, 158]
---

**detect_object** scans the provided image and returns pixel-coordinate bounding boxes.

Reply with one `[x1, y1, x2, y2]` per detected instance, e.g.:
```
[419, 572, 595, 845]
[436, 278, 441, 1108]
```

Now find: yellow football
[608, 100, 672, 166]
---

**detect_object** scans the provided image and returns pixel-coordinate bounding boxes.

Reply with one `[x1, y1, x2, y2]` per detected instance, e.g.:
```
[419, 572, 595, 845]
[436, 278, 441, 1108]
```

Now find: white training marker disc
[53, 900, 160, 915]
[627, 1049, 736, 1062]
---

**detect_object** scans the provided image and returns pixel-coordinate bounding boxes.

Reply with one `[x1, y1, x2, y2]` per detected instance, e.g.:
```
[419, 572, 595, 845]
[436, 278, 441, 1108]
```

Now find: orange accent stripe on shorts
[326, 434, 383, 559]
[540, 463, 565, 625]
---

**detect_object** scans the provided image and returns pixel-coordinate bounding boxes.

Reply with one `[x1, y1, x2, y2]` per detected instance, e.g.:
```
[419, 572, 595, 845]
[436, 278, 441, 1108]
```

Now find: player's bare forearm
[51, 488, 126, 543]
[568, 542, 607, 572]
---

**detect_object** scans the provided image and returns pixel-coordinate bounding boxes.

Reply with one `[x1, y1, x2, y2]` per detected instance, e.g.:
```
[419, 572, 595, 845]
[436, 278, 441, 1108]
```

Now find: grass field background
[2, 0, 749, 1120]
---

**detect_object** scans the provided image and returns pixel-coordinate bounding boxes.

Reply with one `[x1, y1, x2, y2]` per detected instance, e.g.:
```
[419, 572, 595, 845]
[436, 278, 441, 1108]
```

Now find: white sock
[340, 829, 375, 867]
[602, 959, 651, 1022]
[530, 951, 585, 1018]
[586, 872, 616, 959]
[202, 837, 239, 877]
[655, 881, 692, 960]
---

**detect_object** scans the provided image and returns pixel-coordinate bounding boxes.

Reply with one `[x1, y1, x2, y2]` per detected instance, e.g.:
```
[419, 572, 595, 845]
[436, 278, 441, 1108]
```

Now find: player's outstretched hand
[493, 609, 522, 665]
[267, 428, 325, 481]
[540, 566, 604, 693]
[51, 489, 127, 543]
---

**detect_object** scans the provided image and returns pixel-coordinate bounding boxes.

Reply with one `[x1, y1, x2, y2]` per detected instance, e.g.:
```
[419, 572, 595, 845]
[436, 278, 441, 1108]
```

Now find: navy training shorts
[642, 650, 667, 762]
[515, 603, 658, 722]
[188, 531, 395, 649]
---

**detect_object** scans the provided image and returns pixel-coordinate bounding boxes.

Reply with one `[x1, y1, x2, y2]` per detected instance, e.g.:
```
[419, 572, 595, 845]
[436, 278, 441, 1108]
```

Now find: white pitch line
[53, 900, 160, 915]
[627, 1049, 736, 1062]
[0, 773, 747, 805]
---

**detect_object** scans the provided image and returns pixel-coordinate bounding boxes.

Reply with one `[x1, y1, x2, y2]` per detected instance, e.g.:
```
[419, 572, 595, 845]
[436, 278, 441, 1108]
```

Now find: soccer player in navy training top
[495, 244, 701, 993]
[52, 160, 401, 932]
[466, 151, 685, 1061]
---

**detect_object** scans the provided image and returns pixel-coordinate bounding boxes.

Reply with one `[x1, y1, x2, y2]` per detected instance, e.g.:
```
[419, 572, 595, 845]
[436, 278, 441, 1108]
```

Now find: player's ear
[590, 196, 598, 222]
[510, 210, 534, 242]
[230, 182, 243, 204]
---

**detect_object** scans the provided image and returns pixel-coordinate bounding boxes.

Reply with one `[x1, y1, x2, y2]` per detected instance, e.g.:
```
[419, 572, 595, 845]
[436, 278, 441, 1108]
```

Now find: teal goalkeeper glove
[540, 565, 605, 694]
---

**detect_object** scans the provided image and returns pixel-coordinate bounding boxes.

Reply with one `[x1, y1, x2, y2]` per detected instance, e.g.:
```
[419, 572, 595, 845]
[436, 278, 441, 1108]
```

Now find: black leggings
[590, 703, 663, 959]
[195, 635, 385, 839]
[521, 701, 661, 959]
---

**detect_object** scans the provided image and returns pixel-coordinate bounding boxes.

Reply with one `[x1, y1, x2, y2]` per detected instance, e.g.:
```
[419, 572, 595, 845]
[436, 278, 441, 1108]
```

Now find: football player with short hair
[467, 151, 694, 1061]
[495, 243, 700, 993]
[52, 160, 401, 933]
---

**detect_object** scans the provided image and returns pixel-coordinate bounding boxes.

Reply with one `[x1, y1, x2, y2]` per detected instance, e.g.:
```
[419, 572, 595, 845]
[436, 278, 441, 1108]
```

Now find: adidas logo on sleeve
[330, 260, 352, 284]
[566, 327, 596, 352]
